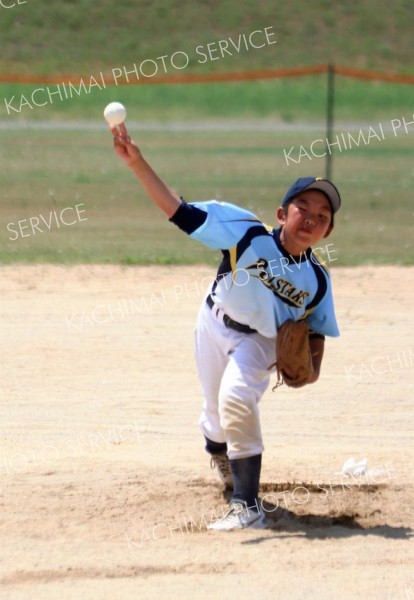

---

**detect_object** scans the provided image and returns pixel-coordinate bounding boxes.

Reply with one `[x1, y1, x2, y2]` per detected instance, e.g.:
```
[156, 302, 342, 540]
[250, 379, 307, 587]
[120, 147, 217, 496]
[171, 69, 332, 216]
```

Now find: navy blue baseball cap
[282, 177, 341, 214]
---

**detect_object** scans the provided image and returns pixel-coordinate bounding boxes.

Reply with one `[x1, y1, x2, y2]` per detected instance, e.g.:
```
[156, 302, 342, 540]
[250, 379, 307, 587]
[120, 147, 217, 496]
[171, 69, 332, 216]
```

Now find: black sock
[230, 454, 262, 509]
[204, 436, 227, 456]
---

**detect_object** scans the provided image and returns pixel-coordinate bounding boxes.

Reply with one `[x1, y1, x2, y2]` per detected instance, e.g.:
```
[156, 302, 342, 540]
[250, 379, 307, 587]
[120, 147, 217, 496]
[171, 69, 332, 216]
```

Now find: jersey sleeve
[169, 201, 208, 234]
[306, 285, 339, 337]
[170, 200, 260, 250]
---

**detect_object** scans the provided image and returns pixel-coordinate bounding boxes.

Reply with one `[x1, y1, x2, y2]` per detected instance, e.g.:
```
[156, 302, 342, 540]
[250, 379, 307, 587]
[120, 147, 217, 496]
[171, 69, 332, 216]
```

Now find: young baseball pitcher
[111, 123, 341, 531]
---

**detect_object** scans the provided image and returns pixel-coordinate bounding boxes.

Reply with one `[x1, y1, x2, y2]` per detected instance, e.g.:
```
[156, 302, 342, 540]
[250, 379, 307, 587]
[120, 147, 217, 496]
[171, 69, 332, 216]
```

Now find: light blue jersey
[172, 200, 339, 339]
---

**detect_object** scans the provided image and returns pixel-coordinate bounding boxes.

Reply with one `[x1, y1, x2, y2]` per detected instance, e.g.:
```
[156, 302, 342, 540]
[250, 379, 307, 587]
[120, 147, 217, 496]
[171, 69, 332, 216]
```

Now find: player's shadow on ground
[247, 499, 413, 543]
[220, 490, 413, 542]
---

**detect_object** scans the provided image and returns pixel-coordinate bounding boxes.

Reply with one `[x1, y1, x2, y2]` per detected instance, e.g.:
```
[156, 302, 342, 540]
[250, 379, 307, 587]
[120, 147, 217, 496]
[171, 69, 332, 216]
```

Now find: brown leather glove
[271, 319, 314, 389]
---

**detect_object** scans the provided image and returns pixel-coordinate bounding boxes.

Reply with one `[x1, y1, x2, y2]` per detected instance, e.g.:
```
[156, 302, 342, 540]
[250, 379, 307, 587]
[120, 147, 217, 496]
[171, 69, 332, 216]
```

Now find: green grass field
[1, 76, 413, 122]
[1, 0, 413, 75]
[1, 124, 412, 266]
[0, 0, 413, 267]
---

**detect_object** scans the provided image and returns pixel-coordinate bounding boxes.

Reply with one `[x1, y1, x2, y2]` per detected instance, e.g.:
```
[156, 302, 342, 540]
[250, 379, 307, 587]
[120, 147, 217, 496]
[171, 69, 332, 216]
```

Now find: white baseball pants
[195, 298, 276, 460]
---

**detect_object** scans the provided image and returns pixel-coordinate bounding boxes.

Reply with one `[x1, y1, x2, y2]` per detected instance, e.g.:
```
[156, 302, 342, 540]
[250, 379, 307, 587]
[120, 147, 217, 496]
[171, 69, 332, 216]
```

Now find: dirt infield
[1, 265, 413, 600]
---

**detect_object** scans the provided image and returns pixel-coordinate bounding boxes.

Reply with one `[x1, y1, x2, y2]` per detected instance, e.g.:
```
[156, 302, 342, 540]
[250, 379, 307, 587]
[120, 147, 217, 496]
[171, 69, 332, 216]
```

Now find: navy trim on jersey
[270, 226, 328, 310]
[306, 260, 328, 312]
[169, 201, 207, 234]
[211, 250, 231, 293]
[272, 227, 313, 263]
[212, 226, 271, 292]
[236, 225, 271, 262]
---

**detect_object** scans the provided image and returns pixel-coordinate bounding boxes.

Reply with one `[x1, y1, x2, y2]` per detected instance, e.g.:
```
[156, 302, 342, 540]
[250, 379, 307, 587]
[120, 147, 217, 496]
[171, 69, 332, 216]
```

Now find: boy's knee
[218, 388, 255, 430]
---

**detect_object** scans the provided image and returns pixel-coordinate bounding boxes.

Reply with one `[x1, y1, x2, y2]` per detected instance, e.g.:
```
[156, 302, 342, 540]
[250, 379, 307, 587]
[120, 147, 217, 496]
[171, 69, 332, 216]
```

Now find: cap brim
[303, 180, 341, 214]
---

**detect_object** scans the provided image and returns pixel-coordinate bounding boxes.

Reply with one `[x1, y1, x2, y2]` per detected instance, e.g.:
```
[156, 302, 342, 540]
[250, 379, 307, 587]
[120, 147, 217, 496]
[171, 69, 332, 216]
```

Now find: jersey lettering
[274, 278, 310, 307]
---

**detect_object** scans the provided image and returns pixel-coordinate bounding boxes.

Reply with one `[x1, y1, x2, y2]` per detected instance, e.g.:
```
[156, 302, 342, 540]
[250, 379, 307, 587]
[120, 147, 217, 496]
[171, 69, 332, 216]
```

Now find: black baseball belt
[206, 294, 257, 334]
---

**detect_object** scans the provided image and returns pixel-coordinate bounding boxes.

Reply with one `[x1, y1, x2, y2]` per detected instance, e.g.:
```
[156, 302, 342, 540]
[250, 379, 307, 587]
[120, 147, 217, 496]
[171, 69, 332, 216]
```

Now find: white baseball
[103, 102, 127, 126]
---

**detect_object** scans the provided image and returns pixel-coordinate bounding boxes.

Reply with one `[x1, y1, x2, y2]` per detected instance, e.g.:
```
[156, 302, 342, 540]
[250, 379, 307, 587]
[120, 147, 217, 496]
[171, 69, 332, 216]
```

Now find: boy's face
[277, 190, 333, 254]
